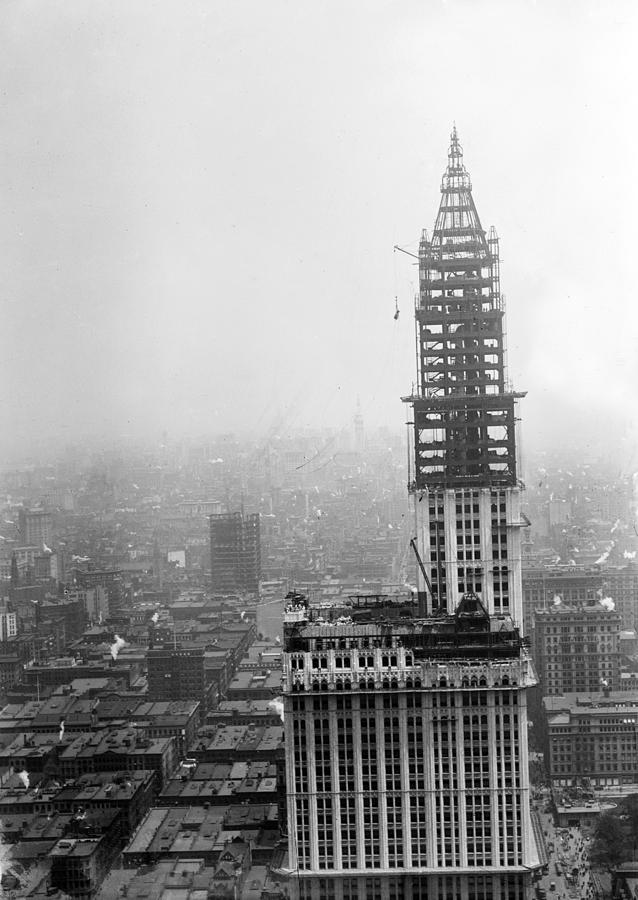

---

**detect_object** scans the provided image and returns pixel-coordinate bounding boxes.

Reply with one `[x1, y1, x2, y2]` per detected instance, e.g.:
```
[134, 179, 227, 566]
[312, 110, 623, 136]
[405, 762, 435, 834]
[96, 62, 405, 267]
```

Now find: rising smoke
[110, 635, 126, 660]
[595, 542, 615, 566]
[268, 698, 284, 722]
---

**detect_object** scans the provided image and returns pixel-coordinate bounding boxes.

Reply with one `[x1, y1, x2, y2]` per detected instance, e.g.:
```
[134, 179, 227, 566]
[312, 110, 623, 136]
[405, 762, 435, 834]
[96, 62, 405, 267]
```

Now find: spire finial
[447, 123, 463, 169]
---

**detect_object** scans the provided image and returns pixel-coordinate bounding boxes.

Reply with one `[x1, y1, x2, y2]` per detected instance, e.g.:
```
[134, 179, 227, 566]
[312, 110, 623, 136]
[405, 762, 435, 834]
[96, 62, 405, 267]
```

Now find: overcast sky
[1, 0, 637, 465]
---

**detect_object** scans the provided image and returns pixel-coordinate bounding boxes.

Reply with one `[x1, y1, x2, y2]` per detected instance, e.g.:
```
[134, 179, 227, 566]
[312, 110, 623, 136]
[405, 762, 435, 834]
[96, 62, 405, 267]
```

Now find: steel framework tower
[282, 129, 540, 900]
[406, 126, 526, 624]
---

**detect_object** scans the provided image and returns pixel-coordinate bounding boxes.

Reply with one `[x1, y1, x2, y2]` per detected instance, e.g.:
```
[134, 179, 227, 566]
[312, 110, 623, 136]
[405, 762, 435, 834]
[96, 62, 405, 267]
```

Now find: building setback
[283, 129, 540, 899]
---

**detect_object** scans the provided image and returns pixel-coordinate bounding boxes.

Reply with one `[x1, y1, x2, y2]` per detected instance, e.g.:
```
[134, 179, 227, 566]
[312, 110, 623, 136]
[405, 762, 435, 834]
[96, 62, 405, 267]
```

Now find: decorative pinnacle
[440, 124, 472, 195]
[448, 123, 462, 165]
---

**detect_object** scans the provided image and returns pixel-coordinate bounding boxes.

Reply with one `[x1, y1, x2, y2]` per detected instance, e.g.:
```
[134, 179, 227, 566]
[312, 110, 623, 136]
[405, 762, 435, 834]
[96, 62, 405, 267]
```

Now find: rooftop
[125, 804, 279, 855]
[50, 836, 103, 857]
[193, 724, 283, 755]
[284, 593, 525, 660]
[544, 689, 638, 717]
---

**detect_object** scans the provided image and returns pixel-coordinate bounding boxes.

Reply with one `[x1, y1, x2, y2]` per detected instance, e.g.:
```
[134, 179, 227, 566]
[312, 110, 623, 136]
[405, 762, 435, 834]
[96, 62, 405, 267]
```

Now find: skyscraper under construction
[209, 511, 261, 594]
[282, 129, 540, 900]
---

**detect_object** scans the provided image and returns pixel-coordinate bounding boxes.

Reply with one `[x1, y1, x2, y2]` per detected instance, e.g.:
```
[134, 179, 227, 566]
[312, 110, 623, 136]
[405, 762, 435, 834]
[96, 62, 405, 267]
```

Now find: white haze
[0, 2, 637, 461]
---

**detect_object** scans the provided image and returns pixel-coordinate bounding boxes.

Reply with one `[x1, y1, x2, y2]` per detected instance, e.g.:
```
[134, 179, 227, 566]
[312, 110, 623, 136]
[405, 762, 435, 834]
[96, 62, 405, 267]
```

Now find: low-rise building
[0, 769, 155, 840]
[58, 728, 177, 789]
[205, 699, 282, 727]
[22, 657, 133, 691]
[94, 697, 200, 748]
[159, 759, 278, 806]
[189, 723, 283, 763]
[122, 803, 280, 867]
[109, 857, 286, 900]
[226, 669, 281, 701]
[50, 831, 119, 899]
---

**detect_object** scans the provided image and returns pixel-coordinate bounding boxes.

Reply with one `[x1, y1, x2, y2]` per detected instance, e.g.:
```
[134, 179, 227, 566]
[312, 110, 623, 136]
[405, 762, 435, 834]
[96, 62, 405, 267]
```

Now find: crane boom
[409, 538, 433, 596]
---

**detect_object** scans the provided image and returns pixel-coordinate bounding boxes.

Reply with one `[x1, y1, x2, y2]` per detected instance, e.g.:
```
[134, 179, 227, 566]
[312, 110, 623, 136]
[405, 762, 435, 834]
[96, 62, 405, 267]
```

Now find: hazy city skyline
[2, 1, 637, 466]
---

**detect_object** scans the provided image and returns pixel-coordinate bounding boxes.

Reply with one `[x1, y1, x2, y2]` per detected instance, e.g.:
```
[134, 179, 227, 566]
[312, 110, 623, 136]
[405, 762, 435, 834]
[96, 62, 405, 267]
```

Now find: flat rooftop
[125, 804, 279, 855]
[192, 724, 283, 755]
[544, 690, 638, 717]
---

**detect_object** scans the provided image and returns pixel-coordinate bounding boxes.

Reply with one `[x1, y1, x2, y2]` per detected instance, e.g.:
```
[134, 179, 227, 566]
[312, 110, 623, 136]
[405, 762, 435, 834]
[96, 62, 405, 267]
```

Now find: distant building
[0, 605, 18, 641]
[603, 563, 638, 631]
[543, 689, 638, 788]
[72, 569, 124, 617]
[179, 499, 223, 518]
[209, 512, 261, 594]
[17, 508, 53, 547]
[534, 601, 621, 695]
[0, 655, 21, 692]
[65, 587, 109, 623]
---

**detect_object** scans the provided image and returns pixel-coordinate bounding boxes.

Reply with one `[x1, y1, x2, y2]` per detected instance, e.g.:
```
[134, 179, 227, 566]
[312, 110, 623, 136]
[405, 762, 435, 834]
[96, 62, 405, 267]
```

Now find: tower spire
[405, 129, 526, 617]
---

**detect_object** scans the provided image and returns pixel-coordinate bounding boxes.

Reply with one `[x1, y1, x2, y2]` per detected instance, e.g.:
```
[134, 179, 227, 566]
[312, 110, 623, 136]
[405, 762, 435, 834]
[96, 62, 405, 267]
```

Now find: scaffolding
[404, 126, 525, 490]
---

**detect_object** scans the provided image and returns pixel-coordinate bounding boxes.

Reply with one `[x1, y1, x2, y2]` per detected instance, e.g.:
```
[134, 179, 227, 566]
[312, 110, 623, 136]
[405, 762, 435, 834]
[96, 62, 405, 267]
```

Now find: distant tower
[353, 396, 364, 452]
[282, 128, 540, 900]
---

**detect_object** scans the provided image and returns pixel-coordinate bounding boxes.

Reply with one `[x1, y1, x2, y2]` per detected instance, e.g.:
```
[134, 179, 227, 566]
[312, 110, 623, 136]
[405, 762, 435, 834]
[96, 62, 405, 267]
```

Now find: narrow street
[532, 792, 594, 900]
